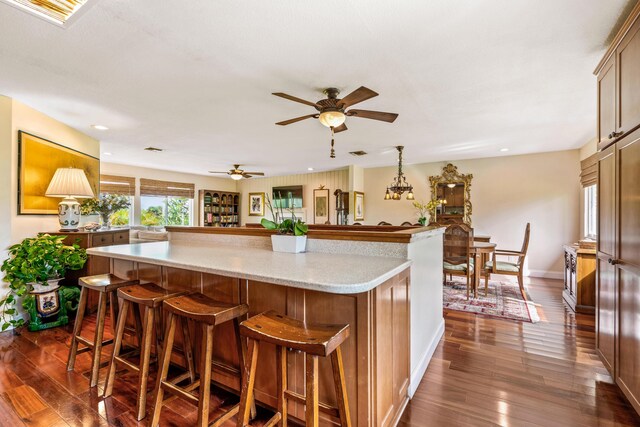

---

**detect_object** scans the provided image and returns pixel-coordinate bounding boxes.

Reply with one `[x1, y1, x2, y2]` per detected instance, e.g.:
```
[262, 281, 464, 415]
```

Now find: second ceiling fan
[273, 86, 398, 158]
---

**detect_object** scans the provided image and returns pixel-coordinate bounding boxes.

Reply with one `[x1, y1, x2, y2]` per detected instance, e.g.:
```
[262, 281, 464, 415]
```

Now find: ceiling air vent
[349, 150, 368, 156]
[1, 0, 93, 27]
[144, 147, 164, 152]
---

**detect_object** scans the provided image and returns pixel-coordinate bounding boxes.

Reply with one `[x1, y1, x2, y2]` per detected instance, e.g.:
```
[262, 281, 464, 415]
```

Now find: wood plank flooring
[399, 276, 640, 427]
[0, 276, 638, 426]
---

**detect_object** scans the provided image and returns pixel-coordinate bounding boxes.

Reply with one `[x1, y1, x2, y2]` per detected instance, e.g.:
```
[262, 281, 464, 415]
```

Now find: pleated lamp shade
[45, 167, 94, 198]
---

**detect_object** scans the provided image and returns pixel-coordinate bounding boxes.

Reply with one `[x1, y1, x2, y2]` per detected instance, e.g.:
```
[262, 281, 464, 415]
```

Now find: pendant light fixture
[384, 146, 414, 200]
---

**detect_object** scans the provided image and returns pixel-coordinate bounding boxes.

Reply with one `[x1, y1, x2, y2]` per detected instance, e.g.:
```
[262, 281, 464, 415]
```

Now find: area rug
[443, 279, 540, 323]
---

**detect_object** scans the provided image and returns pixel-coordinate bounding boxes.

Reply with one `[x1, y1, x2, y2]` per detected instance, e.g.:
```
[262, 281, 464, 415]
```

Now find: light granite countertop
[87, 241, 411, 294]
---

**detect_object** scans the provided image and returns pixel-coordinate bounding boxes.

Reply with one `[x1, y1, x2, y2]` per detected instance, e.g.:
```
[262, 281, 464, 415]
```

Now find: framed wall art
[313, 187, 329, 224]
[354, 191, 365, 221]
[18, 131, 100, 214]
[248, 192, 265, 216]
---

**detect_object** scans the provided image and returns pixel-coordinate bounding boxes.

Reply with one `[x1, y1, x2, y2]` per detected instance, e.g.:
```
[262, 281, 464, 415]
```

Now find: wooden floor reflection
[400, 276, 640, 426]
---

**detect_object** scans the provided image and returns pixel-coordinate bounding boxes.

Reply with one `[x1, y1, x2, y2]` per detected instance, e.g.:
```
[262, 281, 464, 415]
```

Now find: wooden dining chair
[443, 224, 474, 299]
[401, 221, 413, 226]
[378, 221, 392, 225]
[486, 223, 530, 298]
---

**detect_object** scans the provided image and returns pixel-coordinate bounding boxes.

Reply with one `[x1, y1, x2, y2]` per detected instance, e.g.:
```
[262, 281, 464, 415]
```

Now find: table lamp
[45, 167, 95, 231]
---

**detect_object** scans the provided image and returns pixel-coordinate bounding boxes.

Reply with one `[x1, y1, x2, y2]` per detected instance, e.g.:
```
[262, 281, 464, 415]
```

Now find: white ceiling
[0, 0, 630, 177]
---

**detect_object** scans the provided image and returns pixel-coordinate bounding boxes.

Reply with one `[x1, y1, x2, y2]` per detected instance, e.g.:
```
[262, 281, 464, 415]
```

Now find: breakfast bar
[88, 237, 420, 426]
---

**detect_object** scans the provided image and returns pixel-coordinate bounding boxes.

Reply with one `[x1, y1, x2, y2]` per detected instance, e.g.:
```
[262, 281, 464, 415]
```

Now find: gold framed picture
[313, 188, 329, 224]
[18, 131, 100, 214]
[248, 192, 265, 216]
[354, 191, 365, 221]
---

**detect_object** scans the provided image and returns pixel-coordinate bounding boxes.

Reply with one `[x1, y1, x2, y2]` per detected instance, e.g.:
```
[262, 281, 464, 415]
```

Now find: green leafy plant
[0, 234, 87, 331]
[80, 194, 131, 226]
[260, 193, 308, 236]
[141, 205, 164, 226]
[413, 200, 440, 225]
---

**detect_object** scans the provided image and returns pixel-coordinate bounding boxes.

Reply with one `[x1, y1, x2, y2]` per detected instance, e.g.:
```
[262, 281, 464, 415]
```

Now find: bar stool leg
[197, 323, 214, 427]
[90, 291, 108, 387]
[150, 312, 177, 427]
[66, 286, 88, 371]
[133, 303, 144, 347]
[238, 338, 259, 427]
[330, 347, 352, 427]
[276, 346, 288, 427]
[181, 317, 196, 382]
[233, 318, 256, 420]
[103, 299, 131, 397]
[136, 306, 155, 420]
[305, 354, 319, 427]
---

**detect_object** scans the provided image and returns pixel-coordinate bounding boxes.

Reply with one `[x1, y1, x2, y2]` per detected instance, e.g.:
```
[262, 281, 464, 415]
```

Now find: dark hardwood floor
[0, 277, 638, 426]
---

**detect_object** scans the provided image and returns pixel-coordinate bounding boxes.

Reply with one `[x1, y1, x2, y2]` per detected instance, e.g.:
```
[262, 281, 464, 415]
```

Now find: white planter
[271, 235, 307, 253]
[30, 278, 63, 294]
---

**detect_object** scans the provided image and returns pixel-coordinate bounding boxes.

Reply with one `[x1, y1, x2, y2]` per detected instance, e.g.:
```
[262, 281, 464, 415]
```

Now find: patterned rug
[443, 279, 540, 323]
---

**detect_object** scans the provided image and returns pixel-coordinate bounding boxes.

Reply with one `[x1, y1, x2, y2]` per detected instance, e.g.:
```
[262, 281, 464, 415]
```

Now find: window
[584, 185, 597, 239]
[99, 175, 135, 226]
[140, 178, 195, 226]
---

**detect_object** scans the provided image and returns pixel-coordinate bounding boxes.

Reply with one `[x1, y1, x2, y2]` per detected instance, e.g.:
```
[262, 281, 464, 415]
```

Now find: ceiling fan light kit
[273, 86, 398, 158]
[384, 146, 414, 201]
[209, 164, 265, 180]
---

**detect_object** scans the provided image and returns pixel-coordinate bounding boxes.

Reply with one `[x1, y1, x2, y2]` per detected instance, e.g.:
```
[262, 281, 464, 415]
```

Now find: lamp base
[57, 197, 81, 232]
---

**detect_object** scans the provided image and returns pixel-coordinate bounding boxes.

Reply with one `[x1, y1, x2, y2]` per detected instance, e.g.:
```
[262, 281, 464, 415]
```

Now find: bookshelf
[199, 190, 240, 227]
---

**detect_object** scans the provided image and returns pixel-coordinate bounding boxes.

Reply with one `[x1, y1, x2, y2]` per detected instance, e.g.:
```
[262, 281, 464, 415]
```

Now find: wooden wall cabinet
[562, 244, 596, 314]
[199, 190, 240, 227]
[596, 4, 640, 151]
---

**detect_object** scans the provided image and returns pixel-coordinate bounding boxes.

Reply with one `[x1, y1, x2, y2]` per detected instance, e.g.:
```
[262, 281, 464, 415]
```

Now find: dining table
[470, 241, 496, 297]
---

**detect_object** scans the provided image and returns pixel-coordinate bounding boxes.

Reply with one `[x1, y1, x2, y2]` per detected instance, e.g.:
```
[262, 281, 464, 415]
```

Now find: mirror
[429, 163, 473, 225]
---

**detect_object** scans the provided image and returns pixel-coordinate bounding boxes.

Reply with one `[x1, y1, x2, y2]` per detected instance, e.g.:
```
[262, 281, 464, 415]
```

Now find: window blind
[140, 178, 195, 198]
[580, 153, 598, 187]
[99, 174, 135, 196]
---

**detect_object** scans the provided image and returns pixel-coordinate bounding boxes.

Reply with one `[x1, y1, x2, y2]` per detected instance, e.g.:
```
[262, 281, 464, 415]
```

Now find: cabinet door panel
[618, 20, 640, 135]
[617, 268, 640, 412]
[618, 136, 640, 268]
[596, 257, 616, 375]
[598, 57, 616, 144]
[598, 146, 616, 256]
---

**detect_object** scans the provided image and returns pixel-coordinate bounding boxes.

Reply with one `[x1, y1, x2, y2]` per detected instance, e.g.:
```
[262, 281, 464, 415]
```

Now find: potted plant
[80, 194, 131, 229]
[0, 234, 87, 331]
[413, 200, 440, 225]
[260, 194, 309, 253]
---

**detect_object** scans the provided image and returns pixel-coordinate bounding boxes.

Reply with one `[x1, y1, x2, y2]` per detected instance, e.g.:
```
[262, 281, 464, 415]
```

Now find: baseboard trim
[408, 318, 445, 398]
[527, 269, 563, 280]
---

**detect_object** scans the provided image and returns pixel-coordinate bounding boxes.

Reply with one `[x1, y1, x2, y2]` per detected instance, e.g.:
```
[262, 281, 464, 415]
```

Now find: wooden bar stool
[66, 274, 139, 387]
[149, 293, 250, 427]
[103, 283, 189, 420]
[237, 310, 352, 427]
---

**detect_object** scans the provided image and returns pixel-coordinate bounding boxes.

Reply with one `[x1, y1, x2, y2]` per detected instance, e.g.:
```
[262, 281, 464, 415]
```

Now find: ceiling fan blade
[338, 86, 378, 108]
[276, 114, 318, 126]
[208, 171, 230, 174]
[243, 172, 265, 176]
[272, 92, 319, 108]
[346, 109, 398, 123]
[333, 123, 348, 133]
[242, 174, 253, 179]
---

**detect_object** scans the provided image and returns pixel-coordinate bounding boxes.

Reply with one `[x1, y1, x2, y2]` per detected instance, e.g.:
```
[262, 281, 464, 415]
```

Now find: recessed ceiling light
[308, 167, 314, 171]
[102, 152, 112, 156]
[91, 124, 109, 130]
[500, 148, 509, 152]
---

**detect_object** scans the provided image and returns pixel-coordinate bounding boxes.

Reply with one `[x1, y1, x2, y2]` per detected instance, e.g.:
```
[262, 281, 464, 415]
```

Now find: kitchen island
[89, 241, 412, 427]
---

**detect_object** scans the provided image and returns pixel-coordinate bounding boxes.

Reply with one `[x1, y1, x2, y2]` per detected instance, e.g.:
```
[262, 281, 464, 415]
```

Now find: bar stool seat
[237, 310, 352, 427]
[66, 274, 139, 388]
[150, 293, 250, 427]
[103, 283, 188, 421]
[240, 310, 349, 357]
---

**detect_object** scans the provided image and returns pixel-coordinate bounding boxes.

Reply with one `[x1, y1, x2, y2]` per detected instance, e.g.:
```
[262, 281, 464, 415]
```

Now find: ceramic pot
[271, 235, 307, 253]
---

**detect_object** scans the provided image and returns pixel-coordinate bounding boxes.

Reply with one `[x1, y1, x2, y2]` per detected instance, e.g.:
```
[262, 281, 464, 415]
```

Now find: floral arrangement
[80, 194, 130, 227]
[261, 193, 308, 236]
[412, 199, 441, 225]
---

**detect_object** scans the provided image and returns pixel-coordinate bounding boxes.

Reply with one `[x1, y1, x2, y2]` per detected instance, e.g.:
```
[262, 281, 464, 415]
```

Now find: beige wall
[9, 99, 100, 243]
[363, 150, 581, 277]
[0, 97, 12, 287]
[100, 162, 236, 226]
[237, 169, 349, 225]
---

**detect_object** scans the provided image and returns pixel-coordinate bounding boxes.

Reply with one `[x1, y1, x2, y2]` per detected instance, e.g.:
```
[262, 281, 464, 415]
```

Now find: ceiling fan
[273, 86, 398, 158]
[208, 165, 265, 180]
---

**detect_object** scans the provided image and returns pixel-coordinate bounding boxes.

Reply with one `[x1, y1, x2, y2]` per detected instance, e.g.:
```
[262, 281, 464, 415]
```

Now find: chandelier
[384, 146, 414, 200]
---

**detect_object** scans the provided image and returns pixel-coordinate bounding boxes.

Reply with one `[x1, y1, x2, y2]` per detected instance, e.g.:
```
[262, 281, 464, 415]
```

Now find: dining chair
[443, 224, 474, 299]
[485, 223, 530, 298]
[401, 221, 413, 226]
[378, 221, 392, 225]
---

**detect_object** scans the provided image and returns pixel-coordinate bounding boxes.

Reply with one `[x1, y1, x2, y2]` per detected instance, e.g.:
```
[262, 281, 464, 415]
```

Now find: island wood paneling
[109, 259, 410, 426]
